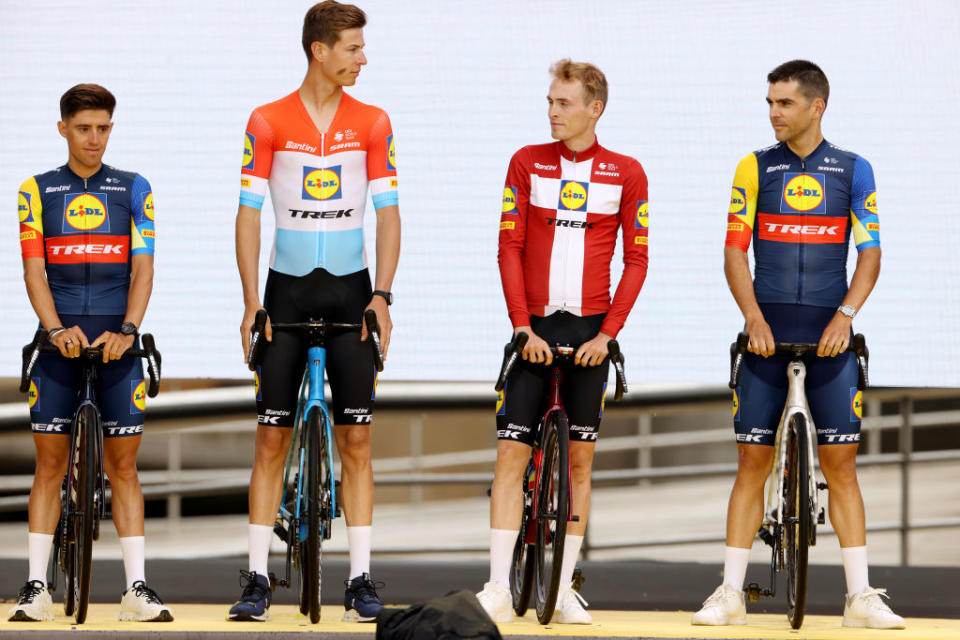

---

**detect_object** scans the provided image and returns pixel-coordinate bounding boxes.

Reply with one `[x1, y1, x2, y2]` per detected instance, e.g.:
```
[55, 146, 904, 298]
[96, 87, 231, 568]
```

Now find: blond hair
[550, 59, 608, 113]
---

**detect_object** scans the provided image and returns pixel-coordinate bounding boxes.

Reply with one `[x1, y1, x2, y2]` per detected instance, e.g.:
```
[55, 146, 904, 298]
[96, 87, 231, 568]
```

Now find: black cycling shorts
[496, 311, 609, 446]
[256, 267, 376, 427]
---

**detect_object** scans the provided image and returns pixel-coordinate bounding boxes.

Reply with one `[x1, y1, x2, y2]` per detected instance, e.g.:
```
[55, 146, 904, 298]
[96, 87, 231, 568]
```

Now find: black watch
[119, 322, 138, 336]
[372, 290, 393, 306]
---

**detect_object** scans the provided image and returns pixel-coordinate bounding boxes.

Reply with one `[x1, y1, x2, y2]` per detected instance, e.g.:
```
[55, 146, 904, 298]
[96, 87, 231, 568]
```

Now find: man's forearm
[373, 205, 400, 292]
[124, 256, 154, 328]
[841, 247, 881, 311]
[236, 206, 263, 308]
[724, 246, 763, 321]
[23, 267, 62, 331]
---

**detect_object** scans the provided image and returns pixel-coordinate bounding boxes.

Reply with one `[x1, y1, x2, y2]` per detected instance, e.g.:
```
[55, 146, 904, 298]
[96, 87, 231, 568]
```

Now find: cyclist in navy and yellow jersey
[692, 61, 904, 630]
[9, 84, 171, 623]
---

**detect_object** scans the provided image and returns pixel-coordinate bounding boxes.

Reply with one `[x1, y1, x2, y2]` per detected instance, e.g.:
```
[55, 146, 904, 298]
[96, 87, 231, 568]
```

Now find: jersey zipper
[558, 152, 576, 311]
[797, 158, 805, 304]
[83, 176, 91, 314]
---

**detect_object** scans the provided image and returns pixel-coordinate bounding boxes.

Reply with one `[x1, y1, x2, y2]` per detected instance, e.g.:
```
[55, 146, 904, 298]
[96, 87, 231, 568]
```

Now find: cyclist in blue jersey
[692, 61, 904, 630]
[9, 84, 171, 623]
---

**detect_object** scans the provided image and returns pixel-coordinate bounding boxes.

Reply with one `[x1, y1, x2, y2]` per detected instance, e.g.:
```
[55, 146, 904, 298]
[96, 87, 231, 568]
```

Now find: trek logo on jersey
[757, 214, 846, 244]
[63, 193, 109, 232]
[243, 132, 255, 170]
[18, 192, 33, 223]
[143, 192, 155, 221]
[729, 187, 746, 214]
[635, 201, 649, 229]
[387, 134, 396, 171]
[864, 191, 877, 214]
[28, 378, 39, 409]
[131, 380, 147, 414]
[781, 173, 826, 213]
[502, 187, 518, 214]
[45, 235, 130, 264]
[850, 388, 863, 421]
[558, 180, 588, 212]
[254, 366, 262, 402]
[302, 166, 342, 201]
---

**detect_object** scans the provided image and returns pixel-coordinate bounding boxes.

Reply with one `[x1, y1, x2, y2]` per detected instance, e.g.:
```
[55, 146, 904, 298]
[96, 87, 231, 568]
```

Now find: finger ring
[66, 339, 73, 344]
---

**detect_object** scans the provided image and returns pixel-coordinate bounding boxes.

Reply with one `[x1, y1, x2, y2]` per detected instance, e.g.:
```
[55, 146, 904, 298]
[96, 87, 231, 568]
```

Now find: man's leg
[334, 423, 374, 572]
[248, 425, 295, 568]
[103, 434, 145, 586]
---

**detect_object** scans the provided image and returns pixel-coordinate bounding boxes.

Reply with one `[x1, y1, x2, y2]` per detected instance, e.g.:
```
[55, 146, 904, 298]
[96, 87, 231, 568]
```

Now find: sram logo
[757, 214, 846, 244]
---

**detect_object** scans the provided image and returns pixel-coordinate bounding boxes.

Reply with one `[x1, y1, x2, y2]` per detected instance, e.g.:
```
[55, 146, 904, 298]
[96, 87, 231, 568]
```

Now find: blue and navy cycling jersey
[725, 139, 879, 308]
[18, 164, 155, 315]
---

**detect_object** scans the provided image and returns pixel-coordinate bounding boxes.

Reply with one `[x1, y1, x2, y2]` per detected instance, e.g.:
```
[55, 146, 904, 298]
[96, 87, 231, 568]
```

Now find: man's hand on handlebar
[90, 331, 136, 363]
[362, 295, 392, 360]
[50, 325, 89, 359]
[817, 313, 852, 358]
[575, 331, 613, 367]
[745, 313, 775, 357]
[242, 305, 271, 362]
[515, 326, 552, 365]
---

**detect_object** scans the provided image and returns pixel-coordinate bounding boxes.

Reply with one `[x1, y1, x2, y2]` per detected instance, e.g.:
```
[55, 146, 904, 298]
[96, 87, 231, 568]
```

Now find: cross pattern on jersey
[724, 139, 879, 308]
[239, 91, 398, 277]
[498, 139, 648, 338]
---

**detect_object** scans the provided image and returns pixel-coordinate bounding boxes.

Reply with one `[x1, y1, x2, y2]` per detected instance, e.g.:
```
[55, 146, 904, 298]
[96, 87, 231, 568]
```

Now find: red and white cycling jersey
[498, 139, 648, 338]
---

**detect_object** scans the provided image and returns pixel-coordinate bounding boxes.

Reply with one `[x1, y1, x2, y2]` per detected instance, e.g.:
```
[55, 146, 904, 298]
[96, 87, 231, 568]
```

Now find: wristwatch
[119, 322, 139, 336]
[837, 305, 856, 319]
[373, 290, 393, 306]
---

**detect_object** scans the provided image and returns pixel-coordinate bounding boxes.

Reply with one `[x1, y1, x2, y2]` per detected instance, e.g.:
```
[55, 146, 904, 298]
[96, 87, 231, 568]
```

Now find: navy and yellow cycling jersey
[18, 164, 155, 315]
[725, 139, 879, 308]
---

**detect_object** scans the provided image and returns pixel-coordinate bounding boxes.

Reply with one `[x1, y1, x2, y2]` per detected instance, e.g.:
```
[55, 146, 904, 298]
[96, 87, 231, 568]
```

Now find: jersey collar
[557, 138, 601, 162]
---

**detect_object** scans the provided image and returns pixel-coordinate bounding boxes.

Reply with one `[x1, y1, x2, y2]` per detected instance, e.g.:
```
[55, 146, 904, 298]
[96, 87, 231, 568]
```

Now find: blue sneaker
[227, 571, 272, 621]
[342, 572, 384, 622]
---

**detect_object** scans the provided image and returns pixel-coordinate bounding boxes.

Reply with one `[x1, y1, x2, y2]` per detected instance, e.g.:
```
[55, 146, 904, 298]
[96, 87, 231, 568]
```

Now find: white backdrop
[1, 0, 957, 385]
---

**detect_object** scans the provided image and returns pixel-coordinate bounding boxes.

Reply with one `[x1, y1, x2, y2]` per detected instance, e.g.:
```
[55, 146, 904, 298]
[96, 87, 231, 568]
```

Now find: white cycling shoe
[552, 583, 592, 624]
[8, 581, 55, 622]
[476, 581, 514, 623]
[691, 583, 747, 625]
[119, 581, 174, 622]
[842, 587, 906, 629]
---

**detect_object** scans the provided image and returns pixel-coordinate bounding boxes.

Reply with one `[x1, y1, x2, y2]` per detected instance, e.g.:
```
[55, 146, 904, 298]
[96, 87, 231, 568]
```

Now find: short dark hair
[302, 1, 366, 61]
[60, 84, 116, 120]
[767, 60, 829, 106]
[550, 59, 608, 113]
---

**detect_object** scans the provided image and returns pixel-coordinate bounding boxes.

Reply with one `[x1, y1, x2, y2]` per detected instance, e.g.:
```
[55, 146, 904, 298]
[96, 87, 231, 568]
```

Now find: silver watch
[838, 304, 856, 318]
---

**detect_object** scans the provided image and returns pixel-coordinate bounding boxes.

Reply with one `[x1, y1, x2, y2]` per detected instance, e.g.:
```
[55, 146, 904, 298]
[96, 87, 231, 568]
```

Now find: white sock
[27, 532, 54, 585]
[722, 546, 751, 589]
[559, 534, 584, 587]
[347, 525, 372, 579]
[119, 536, 146, 590]
[489, 528, 518, 589]
[248, 524, 273, 576]
[841, 545, 869, 596]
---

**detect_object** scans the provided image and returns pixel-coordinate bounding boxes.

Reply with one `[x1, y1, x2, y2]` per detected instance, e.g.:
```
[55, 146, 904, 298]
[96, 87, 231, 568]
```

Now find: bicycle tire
[299, 407, 323, 624]
[534, 411, 569, 624]
[784, 413, 810, 629]
[73, 405, 98, 624]
[510, 459, 536, 616]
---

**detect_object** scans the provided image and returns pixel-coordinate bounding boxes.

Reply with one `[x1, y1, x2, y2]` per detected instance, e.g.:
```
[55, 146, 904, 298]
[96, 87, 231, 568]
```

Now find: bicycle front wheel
[784, 412, 810, 629]
[534, 411, 569, 624]
[299, 407, 324, 624]
[72, 405, 98, 624]
[510, 460, 535, 616]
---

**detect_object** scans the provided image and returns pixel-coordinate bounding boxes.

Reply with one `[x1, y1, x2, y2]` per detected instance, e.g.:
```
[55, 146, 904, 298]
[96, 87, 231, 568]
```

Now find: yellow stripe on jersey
[725, 153, 758, 251]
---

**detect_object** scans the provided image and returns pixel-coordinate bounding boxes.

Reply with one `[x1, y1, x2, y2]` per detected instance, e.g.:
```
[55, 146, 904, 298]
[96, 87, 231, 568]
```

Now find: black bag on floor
[376, 589, 503, 640]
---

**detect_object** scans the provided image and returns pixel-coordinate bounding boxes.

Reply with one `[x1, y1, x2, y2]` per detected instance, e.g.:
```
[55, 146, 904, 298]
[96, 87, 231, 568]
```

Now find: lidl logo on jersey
[387, 134, 396, 171]
[131, 380, 147, 414]
[850, 388, 863, 421]
[302, 165, 342, 201]
[781, 173, 826, 214]
[732, 389, 740, 421]
[18, 191, 33, 223]
[243, 133, 255, 170]
[729, 187, 746, 214]
[28, 379, 39, 409]
[635, 201, 649, 229]
[254, 366, 262, 402]
[63, 193, 109, 232]
[558, 180, 588, 212]
[143, 193, 155, 221]
[496, 388, 505, 415]
[864, 191, 877, 214]
[502, 187, 518, 214]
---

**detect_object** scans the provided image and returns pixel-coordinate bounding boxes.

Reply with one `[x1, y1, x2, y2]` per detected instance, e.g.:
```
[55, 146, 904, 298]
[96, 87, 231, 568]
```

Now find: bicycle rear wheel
[72, 405, 98, 624]
[534, 411, 569, 624]
[299, 407, 324, 624]
[510, 460, 535, 616]
[784, 413, 810, 629]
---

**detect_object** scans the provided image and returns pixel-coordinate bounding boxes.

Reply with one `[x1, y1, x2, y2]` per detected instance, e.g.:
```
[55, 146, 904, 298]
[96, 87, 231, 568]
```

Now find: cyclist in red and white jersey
[477, 59, 648, 625]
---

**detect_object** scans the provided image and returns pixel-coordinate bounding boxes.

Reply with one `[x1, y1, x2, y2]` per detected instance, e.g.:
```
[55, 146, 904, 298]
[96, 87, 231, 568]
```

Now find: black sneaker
[342, 572, 384, 622]
[227, 571, 272, 621]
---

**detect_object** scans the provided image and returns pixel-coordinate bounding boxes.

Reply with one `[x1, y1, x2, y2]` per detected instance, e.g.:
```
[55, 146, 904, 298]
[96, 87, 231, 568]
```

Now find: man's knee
[337, 426, 371, 468]
[736, 444, 775, 481]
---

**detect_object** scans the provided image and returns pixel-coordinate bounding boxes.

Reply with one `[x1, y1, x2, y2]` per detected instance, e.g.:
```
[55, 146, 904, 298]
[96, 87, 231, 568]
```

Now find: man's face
[547, 78, 599, 143]
[316, 28, 367, 86]
[58, 109, 113, 170]
[767, 80, 823, 143]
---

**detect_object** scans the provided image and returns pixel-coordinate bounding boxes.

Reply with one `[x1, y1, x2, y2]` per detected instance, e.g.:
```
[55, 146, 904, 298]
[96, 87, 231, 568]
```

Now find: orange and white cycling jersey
[239, 91, 397, 276]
